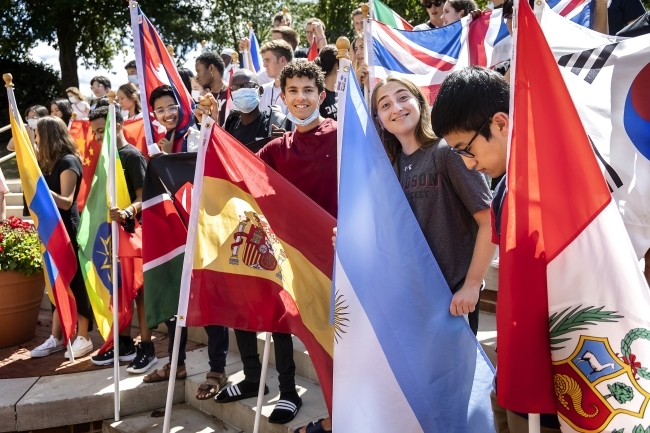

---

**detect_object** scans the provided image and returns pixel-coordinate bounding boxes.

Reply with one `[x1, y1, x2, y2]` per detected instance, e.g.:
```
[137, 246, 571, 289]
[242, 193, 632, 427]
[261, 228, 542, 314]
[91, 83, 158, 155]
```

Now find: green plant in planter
[0, 216, 43, 277]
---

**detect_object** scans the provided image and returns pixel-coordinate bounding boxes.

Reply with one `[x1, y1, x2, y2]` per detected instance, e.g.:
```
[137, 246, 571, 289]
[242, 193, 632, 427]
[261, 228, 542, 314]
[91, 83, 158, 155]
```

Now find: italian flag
[372, 0, 413, 30]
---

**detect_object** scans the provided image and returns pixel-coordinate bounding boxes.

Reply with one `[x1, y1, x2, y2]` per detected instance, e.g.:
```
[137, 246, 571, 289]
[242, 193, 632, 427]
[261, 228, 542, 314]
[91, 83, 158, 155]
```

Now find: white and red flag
[497, 1, 650, 431]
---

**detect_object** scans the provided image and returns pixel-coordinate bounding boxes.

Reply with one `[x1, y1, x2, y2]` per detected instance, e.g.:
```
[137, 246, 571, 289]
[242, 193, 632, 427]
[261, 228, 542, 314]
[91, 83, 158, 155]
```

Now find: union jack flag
[129, 0, 196, 154]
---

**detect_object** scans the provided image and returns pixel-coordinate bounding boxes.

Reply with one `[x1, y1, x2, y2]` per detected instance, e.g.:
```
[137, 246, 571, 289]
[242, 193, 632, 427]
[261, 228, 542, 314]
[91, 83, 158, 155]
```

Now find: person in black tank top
[29, 116, 95, 360]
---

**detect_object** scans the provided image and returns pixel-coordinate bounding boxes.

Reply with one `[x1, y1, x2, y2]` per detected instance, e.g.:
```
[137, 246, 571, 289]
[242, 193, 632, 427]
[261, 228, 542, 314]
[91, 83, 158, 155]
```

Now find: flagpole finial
[282, 7, 288, 13]
[247, 22, 253, 29]
[107, 90, 116, 105]
[71, 111, 78, 120]
[166, 45, 174, 57]
[201, 40, 207, 48]
[3, 73, 13, 88]
[231, 51, 239, 65]
[336, 37, 351, 60]
[361, 3, 370, 18]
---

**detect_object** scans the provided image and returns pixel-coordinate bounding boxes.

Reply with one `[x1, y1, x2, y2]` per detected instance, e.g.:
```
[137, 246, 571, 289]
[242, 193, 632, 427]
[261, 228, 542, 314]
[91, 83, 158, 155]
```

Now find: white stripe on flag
[143, 245, 185, 272]
[142, 193, 171, 210]
[333, 254, 423, 433]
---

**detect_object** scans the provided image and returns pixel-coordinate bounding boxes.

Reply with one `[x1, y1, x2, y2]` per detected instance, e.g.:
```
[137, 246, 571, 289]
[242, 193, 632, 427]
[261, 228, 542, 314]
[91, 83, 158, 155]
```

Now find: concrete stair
[4, 179, 28, 221]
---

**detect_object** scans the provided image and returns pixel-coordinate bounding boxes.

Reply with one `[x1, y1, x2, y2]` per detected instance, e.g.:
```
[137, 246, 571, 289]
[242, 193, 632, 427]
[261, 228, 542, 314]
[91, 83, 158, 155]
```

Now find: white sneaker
[64, 336, 94, 359]
[31, 335, 65, 358]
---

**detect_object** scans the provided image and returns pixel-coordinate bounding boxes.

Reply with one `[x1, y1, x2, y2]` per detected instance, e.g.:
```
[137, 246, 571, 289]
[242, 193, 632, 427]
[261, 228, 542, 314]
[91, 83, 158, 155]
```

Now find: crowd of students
[1, 0, 649, 432]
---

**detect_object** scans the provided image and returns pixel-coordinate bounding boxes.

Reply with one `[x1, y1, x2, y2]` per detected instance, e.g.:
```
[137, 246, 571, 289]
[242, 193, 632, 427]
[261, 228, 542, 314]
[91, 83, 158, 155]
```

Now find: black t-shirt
[608, 0, 646, 35]
[45, 154, 83, 245]
[118, 144, 147, 207]
[320, 89, 338, 120]
[225, 111, 271, 147]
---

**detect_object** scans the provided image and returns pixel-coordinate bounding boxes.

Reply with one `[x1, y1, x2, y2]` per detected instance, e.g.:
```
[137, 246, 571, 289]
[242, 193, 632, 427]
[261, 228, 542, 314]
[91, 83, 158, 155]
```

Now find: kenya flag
[141, 153, 196, 328]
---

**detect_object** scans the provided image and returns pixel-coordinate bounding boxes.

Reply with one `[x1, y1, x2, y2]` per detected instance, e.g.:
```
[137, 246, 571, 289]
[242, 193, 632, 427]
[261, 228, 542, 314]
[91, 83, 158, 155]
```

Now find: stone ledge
[0, 377, 38, 432]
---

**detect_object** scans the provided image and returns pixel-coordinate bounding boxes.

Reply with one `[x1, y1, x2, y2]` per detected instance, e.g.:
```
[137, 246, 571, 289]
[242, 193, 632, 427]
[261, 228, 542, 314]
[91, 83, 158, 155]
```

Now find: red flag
[496, 1, 611, 412]
[69, 119, 93, 159]
[308, 35, 319, 61]
[77, 137, 101, 212]
[123, 117, 150, 160]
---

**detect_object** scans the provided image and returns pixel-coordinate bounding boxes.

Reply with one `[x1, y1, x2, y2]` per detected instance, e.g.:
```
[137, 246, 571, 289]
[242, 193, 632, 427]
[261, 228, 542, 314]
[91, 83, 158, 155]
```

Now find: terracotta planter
[0, 270, 45, 348]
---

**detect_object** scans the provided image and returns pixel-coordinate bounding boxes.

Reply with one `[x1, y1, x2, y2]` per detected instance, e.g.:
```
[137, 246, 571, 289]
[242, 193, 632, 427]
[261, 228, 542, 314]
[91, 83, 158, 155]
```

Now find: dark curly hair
[279, 60, 325, 94]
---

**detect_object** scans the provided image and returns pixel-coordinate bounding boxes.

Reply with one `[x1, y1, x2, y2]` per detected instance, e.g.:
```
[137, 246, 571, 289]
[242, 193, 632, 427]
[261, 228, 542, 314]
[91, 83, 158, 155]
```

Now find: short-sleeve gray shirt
[398, 140, 492, 293]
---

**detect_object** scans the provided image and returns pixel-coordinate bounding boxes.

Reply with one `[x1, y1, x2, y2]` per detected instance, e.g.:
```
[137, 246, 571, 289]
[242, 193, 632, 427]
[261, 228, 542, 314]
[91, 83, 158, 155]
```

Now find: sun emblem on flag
[229, 212, 287, 281]
[333, 290, 350, 343]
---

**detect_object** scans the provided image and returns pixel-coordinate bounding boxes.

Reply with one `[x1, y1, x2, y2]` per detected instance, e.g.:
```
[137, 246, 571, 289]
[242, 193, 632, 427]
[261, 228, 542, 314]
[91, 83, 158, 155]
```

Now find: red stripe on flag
[187, 269, 333, 413]
[142, 198, 188, 262]
[560, 0, 588, 16]
[47, 222, 77, 284]
[497, 2, 611, 413]
[375, 21, 456, 71]
[467, 12, 491, 67]
[308, 36, 319, 61]
[203, 127, 336, 278]
[52, 276, 78, 343]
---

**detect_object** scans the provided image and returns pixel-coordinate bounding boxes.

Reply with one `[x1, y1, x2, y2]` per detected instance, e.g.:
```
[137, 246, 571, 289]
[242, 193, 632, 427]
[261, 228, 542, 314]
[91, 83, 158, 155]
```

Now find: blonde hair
[65, 86, 87, 102]
[370, 76, 438, 164]
[36, 116, 80, 175]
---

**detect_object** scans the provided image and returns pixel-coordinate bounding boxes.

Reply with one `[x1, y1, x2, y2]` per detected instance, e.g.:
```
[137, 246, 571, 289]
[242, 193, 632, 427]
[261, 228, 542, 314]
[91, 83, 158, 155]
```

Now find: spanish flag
[177, 123, 336, 411]
[77, 112, 133, 341]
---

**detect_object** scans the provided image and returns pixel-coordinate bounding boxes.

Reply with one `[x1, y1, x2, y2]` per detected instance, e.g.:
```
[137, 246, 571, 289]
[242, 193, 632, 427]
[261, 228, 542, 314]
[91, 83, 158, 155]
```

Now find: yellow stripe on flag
[194, 177, 334, 356]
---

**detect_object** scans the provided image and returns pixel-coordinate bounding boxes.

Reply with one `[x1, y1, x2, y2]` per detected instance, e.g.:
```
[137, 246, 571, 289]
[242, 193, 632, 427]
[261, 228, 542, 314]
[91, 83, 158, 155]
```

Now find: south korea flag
[541, 5, 650, 258]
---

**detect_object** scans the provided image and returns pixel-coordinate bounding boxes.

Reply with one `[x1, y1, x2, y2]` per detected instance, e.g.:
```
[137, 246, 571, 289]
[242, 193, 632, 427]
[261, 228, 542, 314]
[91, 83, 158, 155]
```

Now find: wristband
[318, 37, 326, 42]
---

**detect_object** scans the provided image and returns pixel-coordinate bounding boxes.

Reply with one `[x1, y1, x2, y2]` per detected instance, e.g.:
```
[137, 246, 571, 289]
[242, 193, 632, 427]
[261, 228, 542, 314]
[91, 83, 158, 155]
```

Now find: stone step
[5, 206, 23, 219]
[186, 362, 327, 433]
[4, 192, 23, 206]
[13, 349, 212, 431]
[155, 326, 319, 386]
[103, 403, 242, 433]
[6, 179, 22, 194]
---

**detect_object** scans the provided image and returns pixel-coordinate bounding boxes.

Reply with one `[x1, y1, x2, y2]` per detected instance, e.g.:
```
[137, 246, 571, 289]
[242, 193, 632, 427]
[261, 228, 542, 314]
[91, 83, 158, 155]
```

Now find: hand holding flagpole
[107, 90, 121, 422]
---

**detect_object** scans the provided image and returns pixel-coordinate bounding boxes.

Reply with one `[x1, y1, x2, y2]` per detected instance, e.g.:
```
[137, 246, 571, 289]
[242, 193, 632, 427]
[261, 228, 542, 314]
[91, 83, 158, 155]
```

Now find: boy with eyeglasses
[431, 66, 562, 433]
[413, 0, 444, 29]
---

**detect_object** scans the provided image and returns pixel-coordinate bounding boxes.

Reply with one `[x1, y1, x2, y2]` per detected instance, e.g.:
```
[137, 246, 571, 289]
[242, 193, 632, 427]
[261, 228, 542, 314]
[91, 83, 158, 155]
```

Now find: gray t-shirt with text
[398, 140, 492, 293]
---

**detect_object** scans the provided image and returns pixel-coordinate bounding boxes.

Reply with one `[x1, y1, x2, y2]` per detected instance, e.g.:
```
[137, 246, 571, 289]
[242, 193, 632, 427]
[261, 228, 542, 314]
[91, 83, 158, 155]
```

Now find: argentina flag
[332, 59, 495, 432]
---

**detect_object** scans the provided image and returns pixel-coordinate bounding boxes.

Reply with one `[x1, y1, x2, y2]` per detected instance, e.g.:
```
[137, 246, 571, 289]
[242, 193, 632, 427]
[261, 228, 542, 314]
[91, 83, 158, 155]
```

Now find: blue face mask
[231, 88, 260, 113]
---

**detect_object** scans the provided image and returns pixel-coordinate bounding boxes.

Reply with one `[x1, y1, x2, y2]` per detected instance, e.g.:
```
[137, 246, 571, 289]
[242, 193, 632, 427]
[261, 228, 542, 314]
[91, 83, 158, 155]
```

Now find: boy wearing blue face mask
[224, 69, 290, 152]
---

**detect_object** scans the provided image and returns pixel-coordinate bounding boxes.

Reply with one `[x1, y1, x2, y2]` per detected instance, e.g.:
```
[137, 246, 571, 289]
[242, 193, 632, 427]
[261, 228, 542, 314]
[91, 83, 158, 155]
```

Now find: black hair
[125, 60, 137, 70]
[177, 67, 195, 94]
[196, 52, 225, 77]
[314, 45, 337, 75]
[502, 0, 513, 16]
[25, 105, 48, 118]
[447, 0, 478, 15]
[431, 66, 509, 140]
[279, 60, 325, 93]
[94, 97, 110, 108]
[149, 84, 177, 107]
[88, 105, 125, 125]
[49, 98, 73, 125]
[90, 75, 111, 89]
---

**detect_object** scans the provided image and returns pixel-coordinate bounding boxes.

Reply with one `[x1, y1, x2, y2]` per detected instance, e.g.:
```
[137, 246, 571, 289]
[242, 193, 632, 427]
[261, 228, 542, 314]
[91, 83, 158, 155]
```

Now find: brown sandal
[143, 363, 187, 383]
[196, 371, 228, 400]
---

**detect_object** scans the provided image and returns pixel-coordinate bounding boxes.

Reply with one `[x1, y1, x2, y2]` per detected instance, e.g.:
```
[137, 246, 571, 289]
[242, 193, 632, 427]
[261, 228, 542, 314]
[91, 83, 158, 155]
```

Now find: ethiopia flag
[141, 153, 196, 329]
[372, 0, 413, 30]
[175, 123, 336, 411]
[77, 113, 132, 341]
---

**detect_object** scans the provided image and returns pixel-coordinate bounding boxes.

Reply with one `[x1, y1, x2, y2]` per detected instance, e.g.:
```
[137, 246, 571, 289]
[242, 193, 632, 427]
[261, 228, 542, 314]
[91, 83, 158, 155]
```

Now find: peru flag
[129, 0, 196, 155]
[497, 3, 650, 430]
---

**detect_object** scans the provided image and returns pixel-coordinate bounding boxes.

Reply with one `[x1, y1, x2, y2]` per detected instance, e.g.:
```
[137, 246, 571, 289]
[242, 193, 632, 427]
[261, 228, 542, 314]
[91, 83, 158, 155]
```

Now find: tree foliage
[605, 382, 635, 404]
[0, 0, 209, 91]
[0, 56, 61, 145]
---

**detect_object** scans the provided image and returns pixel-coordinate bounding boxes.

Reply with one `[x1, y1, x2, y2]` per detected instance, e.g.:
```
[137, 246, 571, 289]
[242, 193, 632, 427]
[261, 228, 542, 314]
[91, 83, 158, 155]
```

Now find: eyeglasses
[153, 105, 180, 116]
[230, 82, 259, 92]
[424, 1, 442, 8]
[453, 118, 490, 158]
